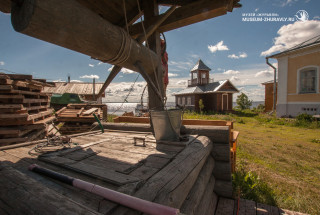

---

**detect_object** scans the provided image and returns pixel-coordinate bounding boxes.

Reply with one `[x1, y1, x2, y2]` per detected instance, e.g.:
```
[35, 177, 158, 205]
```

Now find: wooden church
[174, 59, 239, 112]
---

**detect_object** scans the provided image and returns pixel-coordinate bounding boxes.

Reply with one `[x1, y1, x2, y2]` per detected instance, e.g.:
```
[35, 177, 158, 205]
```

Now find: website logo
[295, 10, 309, 22]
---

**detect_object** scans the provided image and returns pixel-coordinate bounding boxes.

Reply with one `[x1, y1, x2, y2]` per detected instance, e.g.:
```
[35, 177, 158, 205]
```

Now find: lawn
[183, 111, 320, 215]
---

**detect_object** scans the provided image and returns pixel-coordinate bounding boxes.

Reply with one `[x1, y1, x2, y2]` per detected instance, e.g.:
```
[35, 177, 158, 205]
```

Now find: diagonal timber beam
[130, 0, 233, 36]
[96, 6, 176, 99]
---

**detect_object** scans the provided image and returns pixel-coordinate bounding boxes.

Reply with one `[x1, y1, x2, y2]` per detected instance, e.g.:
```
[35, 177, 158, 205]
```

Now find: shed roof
[174, 80, 238, 95]
[190, 59, 211, 72]
[43, 82, 105, 96]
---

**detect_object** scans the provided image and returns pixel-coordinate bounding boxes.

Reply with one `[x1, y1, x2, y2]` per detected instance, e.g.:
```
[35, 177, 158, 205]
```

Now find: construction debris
[0, 73, 55, 146]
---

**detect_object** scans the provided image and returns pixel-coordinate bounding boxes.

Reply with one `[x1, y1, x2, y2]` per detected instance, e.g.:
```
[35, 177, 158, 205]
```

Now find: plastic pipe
[29, 164, 179, 215]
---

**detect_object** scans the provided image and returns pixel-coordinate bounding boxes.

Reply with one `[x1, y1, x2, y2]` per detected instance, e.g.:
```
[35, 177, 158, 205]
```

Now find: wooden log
[213, 161, 232, 181]
[211, 143, 231, 161]
[194, 176, 217, 215]
[215, 197, 235, 215]
[180, 156, 215, 214]
[11, 0, 160, 75]
[181, 125, 230, 144]
[109, 135, 213, 214]
[214, 180, 233, 198]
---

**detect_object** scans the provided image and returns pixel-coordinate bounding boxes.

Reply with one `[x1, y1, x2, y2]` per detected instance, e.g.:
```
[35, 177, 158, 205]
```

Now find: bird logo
[295, 10, 309, 22]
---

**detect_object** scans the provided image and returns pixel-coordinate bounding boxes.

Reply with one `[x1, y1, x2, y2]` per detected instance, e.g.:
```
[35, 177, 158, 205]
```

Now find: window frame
[297, 66, 319, 94]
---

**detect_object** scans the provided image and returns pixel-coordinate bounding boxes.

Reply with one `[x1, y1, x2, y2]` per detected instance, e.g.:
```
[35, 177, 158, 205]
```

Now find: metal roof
[267, 34, 320, 58]
[190, 59, 211, 72]
[174, 80, 238, 95]
[43, 82, 105, 96]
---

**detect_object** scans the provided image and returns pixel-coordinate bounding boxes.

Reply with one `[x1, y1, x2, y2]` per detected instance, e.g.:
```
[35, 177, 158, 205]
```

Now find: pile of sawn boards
[55, 103, 107, 135]
[0, 73, 55, 146]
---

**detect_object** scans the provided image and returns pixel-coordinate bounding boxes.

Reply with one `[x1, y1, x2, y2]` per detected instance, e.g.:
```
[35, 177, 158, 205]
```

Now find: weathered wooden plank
[0, 167, 100, 215]
[40, 155, 141, 186]
[257, 202, 272, 215]
[213, 161, 232, 181]
[129, 165, 159, 181]
[180, 156, 215, 214]
[236, 198, 247, 215]
[83, 108, 98, 115]
[216, 197, 235, 215]
[194, 176, 217, 215]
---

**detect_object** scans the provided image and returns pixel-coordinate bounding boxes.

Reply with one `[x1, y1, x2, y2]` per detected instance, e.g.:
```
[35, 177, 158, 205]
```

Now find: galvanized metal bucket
[150, 109, 182, 142]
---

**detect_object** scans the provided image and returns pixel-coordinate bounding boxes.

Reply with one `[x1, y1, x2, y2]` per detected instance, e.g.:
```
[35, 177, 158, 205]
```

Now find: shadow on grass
[232, 167, 277, 206]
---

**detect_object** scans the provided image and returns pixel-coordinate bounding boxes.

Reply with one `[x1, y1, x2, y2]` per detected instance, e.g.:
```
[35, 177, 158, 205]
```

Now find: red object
[161, 39, 169, 86]
[29, 164, 180, 215]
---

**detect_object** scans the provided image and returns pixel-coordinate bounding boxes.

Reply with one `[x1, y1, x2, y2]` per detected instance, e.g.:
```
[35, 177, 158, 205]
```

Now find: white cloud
[261, 20, 320, 56]
[70, 80, 83, 83]
[80, 74, 100, 79]
[230, 76, 240, 81]
[208, 41, 229, 53]
[0, 61, 4, 66]
[88, 64, 94, 67]
[108, 66, 113, 72]
[121, 68, 136, 74]
[228, 52, 247, 59]
[255, 70, 274, 77]
[52, 79, 63, 82]
[314, 16, 320, 20]
[255, 8, 259, 12]
[168, 73, 178, 77]
[224, 70, 240, 75]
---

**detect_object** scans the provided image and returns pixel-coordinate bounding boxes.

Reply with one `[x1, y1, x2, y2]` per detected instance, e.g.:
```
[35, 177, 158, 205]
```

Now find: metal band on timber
[11, 0, 159, 74]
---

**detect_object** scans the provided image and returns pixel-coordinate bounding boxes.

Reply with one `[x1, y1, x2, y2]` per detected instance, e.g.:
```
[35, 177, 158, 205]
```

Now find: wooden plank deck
[0, 129, 309, 215]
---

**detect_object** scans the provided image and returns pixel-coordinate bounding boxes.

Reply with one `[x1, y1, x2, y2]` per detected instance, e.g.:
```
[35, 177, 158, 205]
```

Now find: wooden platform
[0, 127, 308, 215]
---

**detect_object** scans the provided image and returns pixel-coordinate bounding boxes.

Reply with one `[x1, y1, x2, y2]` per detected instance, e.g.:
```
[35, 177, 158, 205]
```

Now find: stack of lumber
[0, 73, 55, 146]
[56, 103, 107, 135]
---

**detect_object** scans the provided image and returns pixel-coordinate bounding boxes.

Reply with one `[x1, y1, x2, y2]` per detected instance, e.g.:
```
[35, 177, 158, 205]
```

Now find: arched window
[297, 66, 318, 94]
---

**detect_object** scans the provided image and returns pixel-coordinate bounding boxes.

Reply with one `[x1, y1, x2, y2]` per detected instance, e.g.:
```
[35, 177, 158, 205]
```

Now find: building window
[187, 96, 191, 105]
[177, 97, 181, 105]
[298, 67, 318, 94]
[202, 73, 206, 78]
[182, 97, 185, 105]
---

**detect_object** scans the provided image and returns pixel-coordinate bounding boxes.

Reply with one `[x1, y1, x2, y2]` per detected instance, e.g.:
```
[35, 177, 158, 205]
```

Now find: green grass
[183, 111, 320, 215]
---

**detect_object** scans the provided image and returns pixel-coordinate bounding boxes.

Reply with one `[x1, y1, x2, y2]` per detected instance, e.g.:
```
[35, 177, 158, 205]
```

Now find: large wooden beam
[11, 0, 159, 75]
[130, 0, 232, 36]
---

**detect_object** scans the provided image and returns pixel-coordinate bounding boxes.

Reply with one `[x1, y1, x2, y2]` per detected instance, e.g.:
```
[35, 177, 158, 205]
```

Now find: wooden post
[142, 0, 164, 110]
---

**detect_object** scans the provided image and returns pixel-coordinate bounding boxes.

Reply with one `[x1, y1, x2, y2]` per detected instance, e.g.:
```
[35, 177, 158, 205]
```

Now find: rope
[28, 135, 72, 156]
[110, 73, 140, 115]
[104, 28, 132, 65]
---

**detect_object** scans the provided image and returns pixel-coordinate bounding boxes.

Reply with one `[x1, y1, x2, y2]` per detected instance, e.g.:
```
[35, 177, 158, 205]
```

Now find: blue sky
[1, 0, 320, 102]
